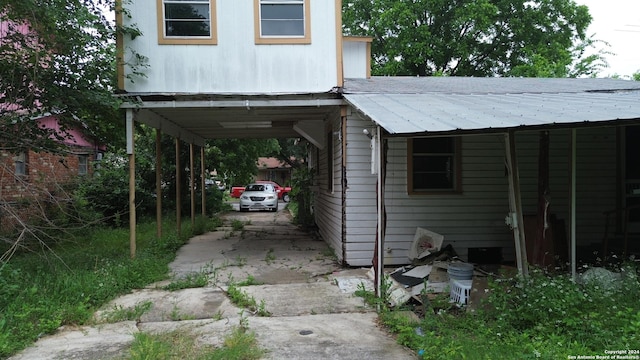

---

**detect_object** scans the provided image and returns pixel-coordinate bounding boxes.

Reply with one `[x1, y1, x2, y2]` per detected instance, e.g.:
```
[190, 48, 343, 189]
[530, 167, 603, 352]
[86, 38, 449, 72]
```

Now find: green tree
[633, 71, 640, 81]
[0, 0, 123, 152]
[342, 0, 608, 77]
[205, 138, 280, 187]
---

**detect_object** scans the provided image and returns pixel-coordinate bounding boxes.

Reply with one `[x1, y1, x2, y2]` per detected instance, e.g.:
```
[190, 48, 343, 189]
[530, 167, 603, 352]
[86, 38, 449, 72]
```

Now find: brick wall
[0, 147, 96, 201]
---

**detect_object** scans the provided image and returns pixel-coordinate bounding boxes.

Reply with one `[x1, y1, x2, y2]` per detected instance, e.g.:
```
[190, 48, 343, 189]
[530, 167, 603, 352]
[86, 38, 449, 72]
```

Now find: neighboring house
[256, 157, 292, 185]
[118, 0, 640, 270]
[0, 115, 103, 201]
[1, 18, 104, 205]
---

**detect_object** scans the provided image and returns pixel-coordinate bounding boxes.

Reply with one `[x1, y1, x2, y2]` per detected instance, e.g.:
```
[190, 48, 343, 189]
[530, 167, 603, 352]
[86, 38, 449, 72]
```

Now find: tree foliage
[342, 0, 608, 77]
[0, 0, 123, 153]
[205, 138, 280, 187]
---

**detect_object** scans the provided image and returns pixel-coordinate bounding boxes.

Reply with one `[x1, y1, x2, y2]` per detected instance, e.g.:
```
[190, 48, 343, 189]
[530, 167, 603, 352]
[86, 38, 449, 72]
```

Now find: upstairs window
[255, 0, 310, 44]
[158, 0, 217, 45]
[408, 137, 461, 194]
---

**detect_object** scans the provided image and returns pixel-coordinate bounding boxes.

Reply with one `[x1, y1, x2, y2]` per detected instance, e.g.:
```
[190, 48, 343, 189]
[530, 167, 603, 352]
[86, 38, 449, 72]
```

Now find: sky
[575, 0, 640, 78]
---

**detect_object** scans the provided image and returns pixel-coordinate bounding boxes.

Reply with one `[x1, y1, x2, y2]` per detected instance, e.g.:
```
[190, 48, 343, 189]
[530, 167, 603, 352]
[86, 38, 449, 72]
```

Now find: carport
[119, 92, 343, 258]
[341, 77, 640, 289]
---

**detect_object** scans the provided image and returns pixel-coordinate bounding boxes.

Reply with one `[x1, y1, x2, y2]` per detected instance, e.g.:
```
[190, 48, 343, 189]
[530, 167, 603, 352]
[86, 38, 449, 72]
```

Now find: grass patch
[101, 301, 153, 323]
[128, 326, 265, 360]
[264, 248, 276, 264]
[0, 215, 221, 358]
[226, 279, 271, 317]
[230, 219, 245, 231]
[163, 271, 209, 291]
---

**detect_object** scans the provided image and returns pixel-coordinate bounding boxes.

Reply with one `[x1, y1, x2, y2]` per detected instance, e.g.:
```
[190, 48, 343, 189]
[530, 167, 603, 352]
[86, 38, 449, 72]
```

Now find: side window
[408, 137, 461, 194]
[14, 152, 27, 177]
[158, 0, 217, 45]
[78, 155, 88, 175]
[254, 0, 311, 44]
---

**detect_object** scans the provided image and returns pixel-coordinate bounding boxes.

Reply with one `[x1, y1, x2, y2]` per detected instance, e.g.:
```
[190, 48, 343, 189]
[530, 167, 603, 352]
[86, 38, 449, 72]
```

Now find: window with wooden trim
[14, 152, 27, 177]
[408, 137, 461, 193]
[158, 0, 217, 45]
[255, 0, 310, 44]
[78, 155, 88, 175]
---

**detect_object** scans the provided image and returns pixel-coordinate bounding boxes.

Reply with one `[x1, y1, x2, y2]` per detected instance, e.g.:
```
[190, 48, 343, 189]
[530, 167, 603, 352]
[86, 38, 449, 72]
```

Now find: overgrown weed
[0, 215, 221, 358]
[357, 261, 640, 359]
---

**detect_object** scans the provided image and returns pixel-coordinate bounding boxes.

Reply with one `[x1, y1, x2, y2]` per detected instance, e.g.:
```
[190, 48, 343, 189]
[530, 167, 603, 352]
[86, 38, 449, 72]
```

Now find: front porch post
[504, 131, 529, 277]
[570, 129, 577, 280]
[175, 139, 181, 237]
[201, 146, 206, 216]
[156, 129, 162, 238]
[190, 143, 195, 227]
[126, 109, 136, 259]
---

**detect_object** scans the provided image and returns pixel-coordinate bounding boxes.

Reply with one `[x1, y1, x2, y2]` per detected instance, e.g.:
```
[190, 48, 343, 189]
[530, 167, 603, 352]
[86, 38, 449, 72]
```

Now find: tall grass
[0, 215, 221, 358]
[372, 263, 640, 359]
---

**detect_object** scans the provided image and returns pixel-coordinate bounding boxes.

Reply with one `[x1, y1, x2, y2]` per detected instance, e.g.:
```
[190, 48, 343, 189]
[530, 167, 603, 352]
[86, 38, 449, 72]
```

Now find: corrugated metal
[343, 77, 640, 135]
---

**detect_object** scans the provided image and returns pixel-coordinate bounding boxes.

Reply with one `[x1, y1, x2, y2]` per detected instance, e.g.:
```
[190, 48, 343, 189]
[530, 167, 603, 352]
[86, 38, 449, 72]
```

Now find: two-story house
[118, 1, 640, 278]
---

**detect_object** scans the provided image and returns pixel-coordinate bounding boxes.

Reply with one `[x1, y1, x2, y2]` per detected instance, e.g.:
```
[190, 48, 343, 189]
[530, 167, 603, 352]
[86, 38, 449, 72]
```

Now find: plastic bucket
[447, 262, 474, 280]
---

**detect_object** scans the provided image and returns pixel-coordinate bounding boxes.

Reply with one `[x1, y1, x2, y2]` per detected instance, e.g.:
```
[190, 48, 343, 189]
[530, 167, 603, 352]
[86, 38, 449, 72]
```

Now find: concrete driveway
[10, 206, 417, 359]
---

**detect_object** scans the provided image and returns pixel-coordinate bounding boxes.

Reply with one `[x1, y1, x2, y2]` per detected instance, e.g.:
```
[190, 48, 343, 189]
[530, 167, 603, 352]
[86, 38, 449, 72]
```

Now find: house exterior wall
[313, 115, 343, 263]
[343, 37, 371, 79]
[324, 111, 620, 267]
[0, 148, 96, 201]
[121, 0, 341, 94]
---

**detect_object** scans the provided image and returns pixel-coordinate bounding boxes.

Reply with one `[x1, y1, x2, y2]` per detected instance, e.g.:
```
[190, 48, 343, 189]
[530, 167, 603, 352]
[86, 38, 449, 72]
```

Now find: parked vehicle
[239, 183, 279, 212]
[231, 180, 291, 202]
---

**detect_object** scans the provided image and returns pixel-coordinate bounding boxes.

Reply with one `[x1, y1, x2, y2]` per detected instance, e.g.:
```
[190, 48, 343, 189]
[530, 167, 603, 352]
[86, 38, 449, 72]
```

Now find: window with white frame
[14, 152, 26, 176]
[78, 155, 88, 175]
[158, 0, 217, 44]
[408, 137, 461, 193]
[255, 0, 310, 44]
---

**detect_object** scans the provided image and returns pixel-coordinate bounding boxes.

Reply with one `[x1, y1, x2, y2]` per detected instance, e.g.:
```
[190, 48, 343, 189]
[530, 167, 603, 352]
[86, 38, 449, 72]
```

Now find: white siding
[343, 39, 368, 79]
[314, 116, 344, 263]
[122, 0, 339, 93]
[337, 112, 621, 267]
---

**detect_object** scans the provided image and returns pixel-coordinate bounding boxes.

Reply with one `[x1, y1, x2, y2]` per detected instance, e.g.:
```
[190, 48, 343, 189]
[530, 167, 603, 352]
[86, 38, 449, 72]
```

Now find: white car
[239, 183, 279, 212]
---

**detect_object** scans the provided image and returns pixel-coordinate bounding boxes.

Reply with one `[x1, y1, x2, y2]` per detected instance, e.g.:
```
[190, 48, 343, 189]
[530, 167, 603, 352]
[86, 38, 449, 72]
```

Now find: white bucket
[447, 262, 474, 281]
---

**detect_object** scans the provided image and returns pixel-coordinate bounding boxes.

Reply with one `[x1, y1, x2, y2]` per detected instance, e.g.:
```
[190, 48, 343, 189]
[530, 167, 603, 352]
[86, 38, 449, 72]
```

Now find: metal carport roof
[342, 77, 640, 135]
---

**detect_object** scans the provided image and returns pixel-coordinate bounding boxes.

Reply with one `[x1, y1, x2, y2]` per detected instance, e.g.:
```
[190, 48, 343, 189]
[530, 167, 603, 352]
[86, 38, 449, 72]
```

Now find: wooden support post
[504, 131, 529, 277]
[156, 129, 162, 239]
[176, 139, 181, 237]
[126, 109, 136, 259]
[375, 126, 385, 297]
[201, 146, 206, 216]
[190, 143, 195, 227]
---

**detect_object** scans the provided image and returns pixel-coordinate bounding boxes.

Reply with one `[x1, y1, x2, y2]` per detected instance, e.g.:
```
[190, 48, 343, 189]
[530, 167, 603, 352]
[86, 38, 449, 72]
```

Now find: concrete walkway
[9, 206, 417, 360]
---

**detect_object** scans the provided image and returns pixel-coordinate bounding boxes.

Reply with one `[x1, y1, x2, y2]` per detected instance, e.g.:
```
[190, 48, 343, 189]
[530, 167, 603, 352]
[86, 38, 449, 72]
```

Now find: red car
[231, 180, 292, 202]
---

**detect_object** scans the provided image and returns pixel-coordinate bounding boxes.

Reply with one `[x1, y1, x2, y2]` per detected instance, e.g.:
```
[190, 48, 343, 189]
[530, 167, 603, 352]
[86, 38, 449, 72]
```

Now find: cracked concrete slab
[9, 207, 416, 360]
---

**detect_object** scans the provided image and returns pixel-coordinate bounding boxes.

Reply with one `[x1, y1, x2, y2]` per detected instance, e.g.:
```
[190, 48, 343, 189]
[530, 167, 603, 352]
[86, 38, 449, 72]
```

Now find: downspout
[126, 109, 136, 259]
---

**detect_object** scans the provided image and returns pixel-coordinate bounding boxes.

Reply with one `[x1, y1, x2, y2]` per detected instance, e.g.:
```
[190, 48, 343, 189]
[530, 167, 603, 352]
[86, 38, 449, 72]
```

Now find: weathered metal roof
[343, 77, 640, 135]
